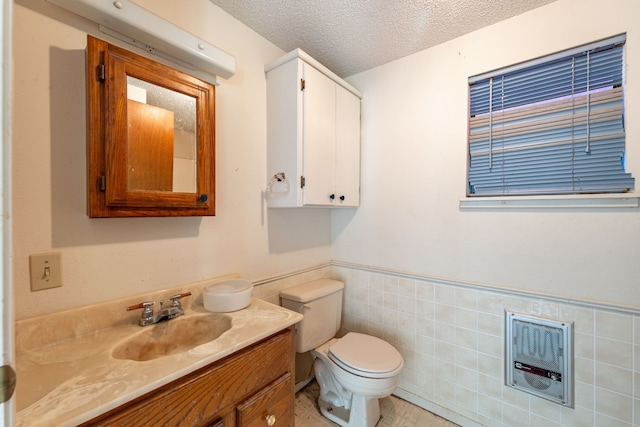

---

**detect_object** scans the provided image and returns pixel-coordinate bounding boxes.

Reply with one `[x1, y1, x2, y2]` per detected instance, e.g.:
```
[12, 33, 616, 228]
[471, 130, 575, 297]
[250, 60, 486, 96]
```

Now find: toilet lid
[328, 333, 403, 379]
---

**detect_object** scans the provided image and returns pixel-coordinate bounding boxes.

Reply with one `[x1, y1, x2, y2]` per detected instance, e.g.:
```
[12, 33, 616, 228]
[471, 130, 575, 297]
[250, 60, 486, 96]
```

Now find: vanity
[15, 279, 303, 426]
[84, 329, 293, 426]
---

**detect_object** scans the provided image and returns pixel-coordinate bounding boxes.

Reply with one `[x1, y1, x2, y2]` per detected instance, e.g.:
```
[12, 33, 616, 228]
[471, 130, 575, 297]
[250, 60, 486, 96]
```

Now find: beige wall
[12, 0, 333, 319]
[12, 0, 640, 425]
[17, 0, 638, 316]
[335, 0, 640, 307]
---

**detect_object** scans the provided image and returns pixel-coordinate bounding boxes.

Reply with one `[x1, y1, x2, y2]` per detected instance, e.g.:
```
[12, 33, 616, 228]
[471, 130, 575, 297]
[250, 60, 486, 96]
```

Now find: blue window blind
[467, 35, 634, 197]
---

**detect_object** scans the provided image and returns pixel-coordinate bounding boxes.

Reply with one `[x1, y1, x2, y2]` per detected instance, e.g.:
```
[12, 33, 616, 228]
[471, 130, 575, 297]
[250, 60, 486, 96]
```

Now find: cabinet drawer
[237, 373, 293, 427]
[82, 328, 293, 427]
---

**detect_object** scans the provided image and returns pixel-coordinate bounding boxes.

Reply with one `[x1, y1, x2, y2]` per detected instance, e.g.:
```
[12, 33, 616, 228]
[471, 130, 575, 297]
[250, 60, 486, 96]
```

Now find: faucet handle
[126, 301, 154, 312]
[169, 292, 192, 307]
[127, 301, 155, 326]
[127, 301, 155, 318]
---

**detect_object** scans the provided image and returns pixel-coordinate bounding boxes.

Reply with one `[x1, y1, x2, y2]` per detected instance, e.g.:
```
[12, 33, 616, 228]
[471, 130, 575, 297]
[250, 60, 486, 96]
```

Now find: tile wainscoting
[252, 262, 639, 427]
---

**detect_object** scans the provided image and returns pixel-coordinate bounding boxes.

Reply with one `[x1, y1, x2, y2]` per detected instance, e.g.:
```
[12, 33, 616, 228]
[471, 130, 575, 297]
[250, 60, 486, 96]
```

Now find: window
[467, 35, 634, 197]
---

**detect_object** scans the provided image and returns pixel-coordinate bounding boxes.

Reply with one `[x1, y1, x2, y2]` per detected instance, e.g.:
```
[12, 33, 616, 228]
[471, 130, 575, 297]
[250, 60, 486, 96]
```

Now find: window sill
[459, 194, 640, 210]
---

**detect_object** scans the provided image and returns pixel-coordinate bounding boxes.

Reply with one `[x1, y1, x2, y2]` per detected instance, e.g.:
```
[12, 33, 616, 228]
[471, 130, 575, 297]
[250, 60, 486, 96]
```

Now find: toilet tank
[280, 279, 344, 353]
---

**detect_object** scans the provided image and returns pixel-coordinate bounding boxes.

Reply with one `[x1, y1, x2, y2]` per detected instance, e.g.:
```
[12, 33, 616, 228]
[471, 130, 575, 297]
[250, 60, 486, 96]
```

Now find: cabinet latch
[300, 176, 305, 188]
[98, 64, 106, 82]
[300, 78, 305, 91]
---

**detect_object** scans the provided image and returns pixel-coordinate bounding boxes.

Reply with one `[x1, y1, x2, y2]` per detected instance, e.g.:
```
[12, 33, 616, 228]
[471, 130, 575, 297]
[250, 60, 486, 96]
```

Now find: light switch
[29, 252, 62, 291]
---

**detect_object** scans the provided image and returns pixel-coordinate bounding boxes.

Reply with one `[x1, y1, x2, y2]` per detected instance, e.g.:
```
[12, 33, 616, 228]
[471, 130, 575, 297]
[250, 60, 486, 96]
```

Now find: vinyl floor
[294, 380, 459, 427]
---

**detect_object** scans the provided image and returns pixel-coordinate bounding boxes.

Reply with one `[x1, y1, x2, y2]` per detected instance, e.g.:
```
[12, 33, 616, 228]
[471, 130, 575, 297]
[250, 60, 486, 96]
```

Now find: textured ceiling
[210, 0, 557, 78]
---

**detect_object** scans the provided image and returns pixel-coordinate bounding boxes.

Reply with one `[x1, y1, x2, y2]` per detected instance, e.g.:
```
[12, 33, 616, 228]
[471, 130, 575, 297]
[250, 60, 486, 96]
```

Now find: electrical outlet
[29, 252, 63, 291]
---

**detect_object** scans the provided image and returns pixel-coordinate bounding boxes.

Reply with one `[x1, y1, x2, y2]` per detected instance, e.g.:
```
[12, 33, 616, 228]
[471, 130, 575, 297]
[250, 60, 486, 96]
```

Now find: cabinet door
[335, 85, 361, 206]
[302, 64, 336, 206]
[87, 36, 216, 217]
[237, 373, 293, 427]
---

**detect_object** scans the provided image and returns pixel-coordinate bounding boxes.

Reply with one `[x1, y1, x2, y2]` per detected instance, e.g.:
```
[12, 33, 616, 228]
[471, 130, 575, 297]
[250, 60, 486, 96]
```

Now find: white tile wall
[253, 264, 640, 427]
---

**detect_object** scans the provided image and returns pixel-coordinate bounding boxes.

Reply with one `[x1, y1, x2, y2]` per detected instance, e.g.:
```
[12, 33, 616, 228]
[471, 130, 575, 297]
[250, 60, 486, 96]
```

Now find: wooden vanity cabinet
[81, 328, 295, 427]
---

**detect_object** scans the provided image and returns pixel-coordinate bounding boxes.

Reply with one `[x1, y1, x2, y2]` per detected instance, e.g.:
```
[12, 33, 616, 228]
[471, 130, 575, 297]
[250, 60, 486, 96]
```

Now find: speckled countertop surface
[15, 278, 303, 427]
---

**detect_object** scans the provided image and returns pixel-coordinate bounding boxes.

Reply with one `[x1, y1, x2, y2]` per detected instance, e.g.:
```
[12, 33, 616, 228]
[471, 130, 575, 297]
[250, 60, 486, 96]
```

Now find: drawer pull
[266, 414, 276, 426]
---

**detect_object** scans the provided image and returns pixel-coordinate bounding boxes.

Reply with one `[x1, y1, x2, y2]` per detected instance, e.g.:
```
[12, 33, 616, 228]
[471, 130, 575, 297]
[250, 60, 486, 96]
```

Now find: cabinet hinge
[99, 175, 106, 192]
[300, 176, 305, 188]
[98, 64, 106, 82]
[300, 78, 305, 91]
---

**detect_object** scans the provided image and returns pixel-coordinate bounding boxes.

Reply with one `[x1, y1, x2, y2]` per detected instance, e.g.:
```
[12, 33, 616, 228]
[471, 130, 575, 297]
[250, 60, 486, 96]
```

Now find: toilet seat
[328, 333, 404, 379]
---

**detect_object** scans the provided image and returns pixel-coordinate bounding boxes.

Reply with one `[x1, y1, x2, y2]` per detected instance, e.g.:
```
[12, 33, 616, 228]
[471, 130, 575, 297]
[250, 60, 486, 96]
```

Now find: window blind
[467, 35, 634, 197]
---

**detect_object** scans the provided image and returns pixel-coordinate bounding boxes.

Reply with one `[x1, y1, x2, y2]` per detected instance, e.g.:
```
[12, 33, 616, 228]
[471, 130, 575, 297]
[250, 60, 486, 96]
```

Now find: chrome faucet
[127, 292, 192, 326]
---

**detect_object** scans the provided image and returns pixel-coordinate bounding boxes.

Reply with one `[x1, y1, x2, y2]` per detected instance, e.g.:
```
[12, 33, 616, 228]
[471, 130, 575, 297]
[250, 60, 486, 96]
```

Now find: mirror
[86, 36, 215, 217]
[126, 76, 197, 194]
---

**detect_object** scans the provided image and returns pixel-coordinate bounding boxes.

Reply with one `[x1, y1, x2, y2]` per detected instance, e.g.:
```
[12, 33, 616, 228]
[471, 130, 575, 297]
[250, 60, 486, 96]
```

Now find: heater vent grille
[505, 311, 574, 407]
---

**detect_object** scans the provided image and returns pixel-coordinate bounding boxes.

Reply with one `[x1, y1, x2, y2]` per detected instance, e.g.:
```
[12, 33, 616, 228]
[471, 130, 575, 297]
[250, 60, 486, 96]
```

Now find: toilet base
[311, 337, 401, 427]
[318, 393, 381, 427]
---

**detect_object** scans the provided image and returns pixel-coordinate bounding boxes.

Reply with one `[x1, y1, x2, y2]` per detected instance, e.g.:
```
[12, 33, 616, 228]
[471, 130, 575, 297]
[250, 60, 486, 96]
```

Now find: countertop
[15, 278, 303, 427]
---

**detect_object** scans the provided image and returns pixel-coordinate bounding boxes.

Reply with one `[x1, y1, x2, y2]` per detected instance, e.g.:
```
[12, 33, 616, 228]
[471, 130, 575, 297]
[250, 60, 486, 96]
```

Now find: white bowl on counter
[203, 278, 253, 312]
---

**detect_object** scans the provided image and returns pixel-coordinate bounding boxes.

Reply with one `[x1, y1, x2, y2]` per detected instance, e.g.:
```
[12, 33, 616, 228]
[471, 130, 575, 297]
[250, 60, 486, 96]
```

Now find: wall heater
[505, 311, 574, 407]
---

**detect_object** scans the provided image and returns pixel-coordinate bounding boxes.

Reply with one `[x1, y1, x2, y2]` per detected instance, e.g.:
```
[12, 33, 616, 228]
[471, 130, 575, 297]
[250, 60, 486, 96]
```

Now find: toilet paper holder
[267, 172, 290, 197]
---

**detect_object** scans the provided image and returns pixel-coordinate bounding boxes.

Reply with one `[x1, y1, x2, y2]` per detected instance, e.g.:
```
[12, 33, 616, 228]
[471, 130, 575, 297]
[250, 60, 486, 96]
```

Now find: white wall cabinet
[266, 49, 362, 207]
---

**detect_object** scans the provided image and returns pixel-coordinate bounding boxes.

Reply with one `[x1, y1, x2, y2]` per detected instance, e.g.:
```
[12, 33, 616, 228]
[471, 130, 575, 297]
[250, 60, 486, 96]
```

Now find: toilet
[280, 279, 404, 427]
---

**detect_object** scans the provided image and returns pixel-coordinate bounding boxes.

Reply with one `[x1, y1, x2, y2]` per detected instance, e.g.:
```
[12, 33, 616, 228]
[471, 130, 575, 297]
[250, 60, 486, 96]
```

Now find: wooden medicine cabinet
[86, 36, 216, 217]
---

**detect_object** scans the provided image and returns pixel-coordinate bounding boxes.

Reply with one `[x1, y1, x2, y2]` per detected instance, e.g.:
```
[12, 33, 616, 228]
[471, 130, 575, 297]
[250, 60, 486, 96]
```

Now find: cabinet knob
[265, 414, 276, 426]
[199, 194, 208, 202]
[339, 195, 345, 201]
[329, 194, 335, 200]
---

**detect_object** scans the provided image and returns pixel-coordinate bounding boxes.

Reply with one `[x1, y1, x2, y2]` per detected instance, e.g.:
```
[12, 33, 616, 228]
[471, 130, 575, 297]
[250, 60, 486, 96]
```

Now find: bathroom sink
[112, 313, 232, 361]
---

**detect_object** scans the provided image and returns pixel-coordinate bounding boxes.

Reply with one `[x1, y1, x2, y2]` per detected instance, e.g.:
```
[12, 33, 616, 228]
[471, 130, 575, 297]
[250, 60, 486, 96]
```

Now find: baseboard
[392, 388, 483, 427]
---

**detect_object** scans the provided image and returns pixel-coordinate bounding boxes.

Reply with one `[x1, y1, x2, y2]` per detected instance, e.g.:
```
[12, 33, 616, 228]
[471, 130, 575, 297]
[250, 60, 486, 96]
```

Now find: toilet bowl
[279, 279, 404, 427]
[311, 333, 403, 427]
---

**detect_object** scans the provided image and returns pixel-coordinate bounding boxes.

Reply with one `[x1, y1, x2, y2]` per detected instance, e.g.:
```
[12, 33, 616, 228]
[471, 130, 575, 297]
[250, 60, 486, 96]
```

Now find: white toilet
[280, 279, 404, 427]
